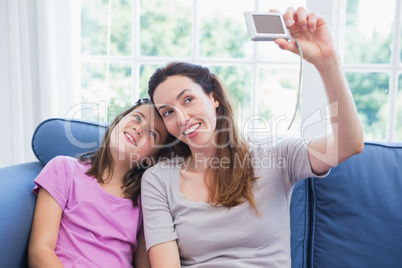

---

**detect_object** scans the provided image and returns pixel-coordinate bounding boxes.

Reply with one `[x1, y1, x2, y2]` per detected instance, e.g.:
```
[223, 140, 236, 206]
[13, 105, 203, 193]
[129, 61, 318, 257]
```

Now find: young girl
[141, 7, 364, 268]
[28, 99, 173, 268]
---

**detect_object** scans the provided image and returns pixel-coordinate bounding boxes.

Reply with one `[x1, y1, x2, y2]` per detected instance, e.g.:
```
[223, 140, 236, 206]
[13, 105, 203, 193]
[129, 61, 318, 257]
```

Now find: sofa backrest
[290, 142, 402, 268]
[31, 118, 108, 165]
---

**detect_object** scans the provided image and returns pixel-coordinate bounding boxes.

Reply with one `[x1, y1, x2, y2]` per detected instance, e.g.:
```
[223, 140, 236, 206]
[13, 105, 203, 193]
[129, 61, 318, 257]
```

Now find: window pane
[109, 0, 132, 56]
[139, 64, 164, 98]
[81, 0, 109, 55]
[255, 64, 301, 137]
[140, 0, 192, 57]
[396, 74, 402, 141]
[207, 65, 253, 131]
[108, 63, 133, 119]
[198, 0, 253, 59]
[81, 0, 131, 56]
[346, 72, 389, 141]
[81, 63, 132, 122]
[343, 0, 394, 64]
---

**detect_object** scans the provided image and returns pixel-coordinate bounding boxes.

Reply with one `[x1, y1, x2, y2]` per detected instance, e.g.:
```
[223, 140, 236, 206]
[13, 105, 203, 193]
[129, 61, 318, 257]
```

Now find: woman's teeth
[183, 123, 201, 135]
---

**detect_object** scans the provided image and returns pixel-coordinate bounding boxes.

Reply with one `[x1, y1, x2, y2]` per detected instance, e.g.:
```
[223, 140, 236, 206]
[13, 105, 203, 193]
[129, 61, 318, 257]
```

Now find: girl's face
[153, 75, 219, 150]
[110, 103, 168, 166]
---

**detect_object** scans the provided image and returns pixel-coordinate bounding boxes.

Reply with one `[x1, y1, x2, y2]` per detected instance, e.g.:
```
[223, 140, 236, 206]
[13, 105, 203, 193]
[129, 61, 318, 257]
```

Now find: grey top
[141, 137, 327, 267]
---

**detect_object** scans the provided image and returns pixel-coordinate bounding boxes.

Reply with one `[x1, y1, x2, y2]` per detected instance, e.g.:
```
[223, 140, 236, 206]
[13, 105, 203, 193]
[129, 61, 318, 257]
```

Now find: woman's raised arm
[275, 7, 364, 175]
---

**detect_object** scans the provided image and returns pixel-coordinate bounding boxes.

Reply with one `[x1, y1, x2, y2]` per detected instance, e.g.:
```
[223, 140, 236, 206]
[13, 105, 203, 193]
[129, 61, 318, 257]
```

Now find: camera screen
[252, 14, 284, 34]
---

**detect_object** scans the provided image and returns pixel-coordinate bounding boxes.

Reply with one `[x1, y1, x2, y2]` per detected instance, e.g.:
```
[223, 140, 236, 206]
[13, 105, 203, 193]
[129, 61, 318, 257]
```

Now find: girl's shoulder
[48, 154, 78, 162]
[46, 155, 89, 173]
[46, 155, 75, 167]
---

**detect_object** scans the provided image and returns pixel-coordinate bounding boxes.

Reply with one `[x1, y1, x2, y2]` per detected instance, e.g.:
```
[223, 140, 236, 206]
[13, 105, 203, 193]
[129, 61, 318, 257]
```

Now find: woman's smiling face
[153, 75, 219, 150]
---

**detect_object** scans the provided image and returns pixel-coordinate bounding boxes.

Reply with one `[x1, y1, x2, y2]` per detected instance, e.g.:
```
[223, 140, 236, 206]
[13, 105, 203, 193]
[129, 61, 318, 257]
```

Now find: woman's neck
[185, 146, 217, 173]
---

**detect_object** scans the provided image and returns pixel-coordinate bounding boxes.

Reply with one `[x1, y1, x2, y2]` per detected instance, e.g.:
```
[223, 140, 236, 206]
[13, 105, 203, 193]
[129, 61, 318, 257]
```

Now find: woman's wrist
[314, 51, 341, 75]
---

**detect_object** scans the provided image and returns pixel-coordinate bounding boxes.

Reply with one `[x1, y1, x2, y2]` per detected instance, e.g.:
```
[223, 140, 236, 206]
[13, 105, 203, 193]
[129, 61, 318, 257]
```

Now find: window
[338, 0, 402, 141]
[80, 0, 401, 141]
[80, 0, 305, 139]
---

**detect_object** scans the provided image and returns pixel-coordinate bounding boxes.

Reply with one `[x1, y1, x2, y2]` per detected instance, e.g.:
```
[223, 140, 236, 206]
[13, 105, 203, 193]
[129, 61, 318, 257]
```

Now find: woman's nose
[177, 109, 190, 127]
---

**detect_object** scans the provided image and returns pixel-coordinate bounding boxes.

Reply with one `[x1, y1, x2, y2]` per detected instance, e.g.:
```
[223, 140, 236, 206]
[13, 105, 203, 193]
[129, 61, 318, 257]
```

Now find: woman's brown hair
[148, 62, 258, 213]
[78, 99, 176, 206]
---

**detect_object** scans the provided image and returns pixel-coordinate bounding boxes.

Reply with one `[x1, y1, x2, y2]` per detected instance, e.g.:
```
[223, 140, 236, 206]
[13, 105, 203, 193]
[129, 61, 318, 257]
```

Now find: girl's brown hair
[148, 62, 258, 213]
[78, 99, 176, 206]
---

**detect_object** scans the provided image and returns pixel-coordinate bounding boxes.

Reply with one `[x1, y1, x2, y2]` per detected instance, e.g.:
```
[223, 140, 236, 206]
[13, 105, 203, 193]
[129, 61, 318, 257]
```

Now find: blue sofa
[1, 118, 402, 267]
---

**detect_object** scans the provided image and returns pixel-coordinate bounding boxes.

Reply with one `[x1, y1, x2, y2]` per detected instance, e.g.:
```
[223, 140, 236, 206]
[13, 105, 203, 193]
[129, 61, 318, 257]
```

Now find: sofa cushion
[309, 142, 402, 267]
[31, 118, 108, 165]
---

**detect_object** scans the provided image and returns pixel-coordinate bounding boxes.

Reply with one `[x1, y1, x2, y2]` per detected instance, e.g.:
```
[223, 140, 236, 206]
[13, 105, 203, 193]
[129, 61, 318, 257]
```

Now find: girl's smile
[124, 131, 138, 146]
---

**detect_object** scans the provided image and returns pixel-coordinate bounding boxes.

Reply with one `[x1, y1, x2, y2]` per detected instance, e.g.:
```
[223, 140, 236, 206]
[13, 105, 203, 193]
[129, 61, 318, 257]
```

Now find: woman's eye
[184, 97, 193, 104]
[163, 110, 173, 118]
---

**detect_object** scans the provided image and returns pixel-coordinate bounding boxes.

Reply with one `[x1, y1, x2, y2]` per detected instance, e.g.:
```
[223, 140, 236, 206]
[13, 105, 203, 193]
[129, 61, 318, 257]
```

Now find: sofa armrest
[0, 161, 43, 268]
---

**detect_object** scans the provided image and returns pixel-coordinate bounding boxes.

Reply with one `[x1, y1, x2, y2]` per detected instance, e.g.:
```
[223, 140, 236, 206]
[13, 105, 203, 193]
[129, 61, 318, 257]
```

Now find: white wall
[0, 0, 81, 168]
[0, 0, 23, 168]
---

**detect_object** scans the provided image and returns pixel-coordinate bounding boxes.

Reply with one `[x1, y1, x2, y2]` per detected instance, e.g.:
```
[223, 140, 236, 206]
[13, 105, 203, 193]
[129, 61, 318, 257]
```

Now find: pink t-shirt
[33, 156, 143, 268]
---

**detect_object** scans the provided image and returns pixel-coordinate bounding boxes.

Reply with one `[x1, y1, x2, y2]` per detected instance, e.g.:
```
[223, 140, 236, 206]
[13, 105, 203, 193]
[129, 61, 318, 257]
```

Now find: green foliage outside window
[81, 0, 131, 56]
[346, 72, 389, 140]
[199, 17, 250, 58]
[343, 0, 399, 140]
[140, 0, 192, 57]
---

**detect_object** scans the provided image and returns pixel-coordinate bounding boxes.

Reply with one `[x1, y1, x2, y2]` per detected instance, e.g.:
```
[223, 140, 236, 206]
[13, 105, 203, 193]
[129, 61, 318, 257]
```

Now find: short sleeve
[277, 137, 329, 185]
[33, 156, 72, 210]
[141, 167, 178, 251]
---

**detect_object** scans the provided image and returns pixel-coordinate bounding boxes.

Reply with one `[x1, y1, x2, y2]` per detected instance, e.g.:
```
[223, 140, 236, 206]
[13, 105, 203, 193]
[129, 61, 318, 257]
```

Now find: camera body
[244, 11, 290, 41]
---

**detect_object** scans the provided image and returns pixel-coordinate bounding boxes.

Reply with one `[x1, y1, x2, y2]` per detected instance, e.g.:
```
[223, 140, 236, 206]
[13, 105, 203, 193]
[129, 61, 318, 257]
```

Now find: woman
[28, 99, 175, 268]
[141, 7, 364, 268]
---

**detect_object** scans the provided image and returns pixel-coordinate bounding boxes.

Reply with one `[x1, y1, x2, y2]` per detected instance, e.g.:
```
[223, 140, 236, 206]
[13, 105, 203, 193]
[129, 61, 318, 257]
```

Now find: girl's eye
[149, 131, 156, 139]
[133, 114, 142, 122]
